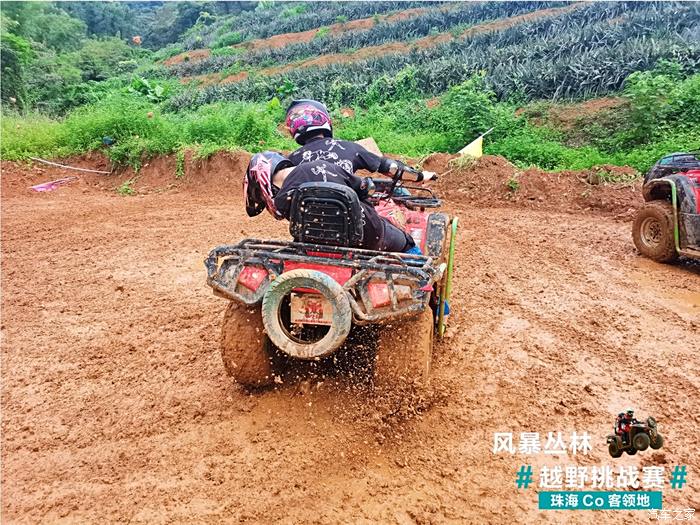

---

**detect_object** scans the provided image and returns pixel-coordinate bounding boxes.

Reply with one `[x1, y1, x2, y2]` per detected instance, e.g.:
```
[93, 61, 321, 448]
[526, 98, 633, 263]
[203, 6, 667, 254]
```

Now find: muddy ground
[2, 155, 699, 524]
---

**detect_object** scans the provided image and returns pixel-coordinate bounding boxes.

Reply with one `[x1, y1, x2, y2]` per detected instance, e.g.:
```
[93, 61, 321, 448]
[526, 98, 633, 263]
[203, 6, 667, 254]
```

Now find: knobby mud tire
[650, 433, 664, 450]
[632, 201, 678, 263]
[220, 301, 276, 388]
[633, 432, 650, 452]
[608, 443, 623, 458]
[374, 307, 434, 393]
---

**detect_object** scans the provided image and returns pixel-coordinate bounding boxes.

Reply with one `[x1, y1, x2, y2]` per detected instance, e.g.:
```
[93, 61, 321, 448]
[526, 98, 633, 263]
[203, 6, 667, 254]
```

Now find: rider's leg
[380, 220, 415, 252]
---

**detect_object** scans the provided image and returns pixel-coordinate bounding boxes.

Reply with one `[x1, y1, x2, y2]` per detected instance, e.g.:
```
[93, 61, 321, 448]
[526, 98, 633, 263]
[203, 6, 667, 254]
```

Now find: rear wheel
[374, 307, 434, 392]
[632, 201, 678, 263]
[633, 432, 650, 451]
[220, 302, 276, 388]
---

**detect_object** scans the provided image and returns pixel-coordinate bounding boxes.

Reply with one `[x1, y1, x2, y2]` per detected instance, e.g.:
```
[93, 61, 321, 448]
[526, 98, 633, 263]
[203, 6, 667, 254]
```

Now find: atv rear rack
[205, 239, 443, 322]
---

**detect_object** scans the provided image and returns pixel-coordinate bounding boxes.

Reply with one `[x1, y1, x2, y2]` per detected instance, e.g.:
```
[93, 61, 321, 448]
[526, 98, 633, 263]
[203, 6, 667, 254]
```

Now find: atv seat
[289, 182, 364, 247]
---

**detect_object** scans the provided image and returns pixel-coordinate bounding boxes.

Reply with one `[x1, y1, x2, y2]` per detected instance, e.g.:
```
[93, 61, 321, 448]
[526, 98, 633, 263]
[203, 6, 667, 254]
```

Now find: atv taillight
[367, 281, 413, 308]
[237, 266, 267, 292]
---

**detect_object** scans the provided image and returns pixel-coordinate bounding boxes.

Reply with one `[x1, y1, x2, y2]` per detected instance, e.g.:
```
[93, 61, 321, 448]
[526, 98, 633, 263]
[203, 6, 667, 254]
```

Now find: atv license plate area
[290, 293, 332, 326]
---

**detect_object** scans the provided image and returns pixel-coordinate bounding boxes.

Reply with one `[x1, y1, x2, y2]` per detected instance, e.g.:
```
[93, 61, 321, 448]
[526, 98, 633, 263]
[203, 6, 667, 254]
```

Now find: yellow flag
[458, 135, 483, 158]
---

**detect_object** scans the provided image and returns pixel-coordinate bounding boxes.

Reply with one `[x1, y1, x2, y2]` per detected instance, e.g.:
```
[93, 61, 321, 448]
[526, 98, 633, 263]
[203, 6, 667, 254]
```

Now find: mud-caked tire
[261, 269, 352, 360]
[374, 307, 434, 392]
[609, 443, 623, 458]
[651, 433, 664, 450]
[632, 201, 678, 263]
[633, 432, 650, 452]
[220, 301, 276, 388]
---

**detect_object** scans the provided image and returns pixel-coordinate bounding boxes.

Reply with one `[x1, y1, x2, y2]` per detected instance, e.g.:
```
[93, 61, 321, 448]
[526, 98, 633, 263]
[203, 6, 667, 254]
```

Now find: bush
[212, 31, 243, 49]
[488, 127, 606, 171]
[1, 113, 64, 160]
[430, 75, 520, 150]
[56, 94, 180, 168]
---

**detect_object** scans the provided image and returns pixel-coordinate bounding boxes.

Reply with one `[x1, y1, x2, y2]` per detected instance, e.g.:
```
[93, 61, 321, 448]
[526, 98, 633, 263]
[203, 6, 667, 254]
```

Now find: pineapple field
[2, 2, 700, 524]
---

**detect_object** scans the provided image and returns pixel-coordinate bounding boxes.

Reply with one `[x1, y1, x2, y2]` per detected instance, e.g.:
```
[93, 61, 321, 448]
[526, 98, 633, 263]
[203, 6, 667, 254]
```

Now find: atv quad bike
[205, 170, 457, 390]
[607, 416, 664, 458]
[633, 169, 700, 262]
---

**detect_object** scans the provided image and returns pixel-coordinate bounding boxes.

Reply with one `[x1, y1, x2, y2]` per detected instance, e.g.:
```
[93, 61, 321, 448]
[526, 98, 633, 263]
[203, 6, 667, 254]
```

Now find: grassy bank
[3, 71, 698, 175]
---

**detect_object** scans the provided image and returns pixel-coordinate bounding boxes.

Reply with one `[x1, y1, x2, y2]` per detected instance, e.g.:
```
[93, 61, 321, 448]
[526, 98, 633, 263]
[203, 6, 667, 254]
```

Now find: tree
[24, 9, 86, 52]
[1, 32, 32, 109]
[62, 2, 136, 39]
[67, 37, 137, 82]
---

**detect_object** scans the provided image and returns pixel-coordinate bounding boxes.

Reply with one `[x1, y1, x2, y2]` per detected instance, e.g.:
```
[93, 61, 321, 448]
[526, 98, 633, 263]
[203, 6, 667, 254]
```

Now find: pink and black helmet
[285, 99, 333, 145]
[244, 151, 292, 218]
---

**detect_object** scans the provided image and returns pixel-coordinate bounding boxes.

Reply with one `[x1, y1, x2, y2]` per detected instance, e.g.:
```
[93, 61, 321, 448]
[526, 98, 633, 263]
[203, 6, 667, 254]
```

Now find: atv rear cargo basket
[205, 239, 442, 322]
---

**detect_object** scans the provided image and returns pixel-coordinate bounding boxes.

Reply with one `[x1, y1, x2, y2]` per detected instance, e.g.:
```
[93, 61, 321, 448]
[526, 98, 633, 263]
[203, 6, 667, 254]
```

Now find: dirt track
[2, 159, 699, 523]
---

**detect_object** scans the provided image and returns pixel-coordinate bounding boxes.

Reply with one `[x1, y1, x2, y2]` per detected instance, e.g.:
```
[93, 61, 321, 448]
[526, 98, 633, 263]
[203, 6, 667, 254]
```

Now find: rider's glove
[420, 171, 437, 182]
[358, 177, 376, 199]
[400, 168, 438, 183]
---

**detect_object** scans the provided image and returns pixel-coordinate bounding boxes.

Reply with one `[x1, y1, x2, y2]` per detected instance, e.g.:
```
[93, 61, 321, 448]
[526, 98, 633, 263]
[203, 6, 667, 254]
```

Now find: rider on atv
[285, 99, 437, 185]
[244, 152, 417, 252]
[282, 99, 451, 316]
[616, 409, 638, 444]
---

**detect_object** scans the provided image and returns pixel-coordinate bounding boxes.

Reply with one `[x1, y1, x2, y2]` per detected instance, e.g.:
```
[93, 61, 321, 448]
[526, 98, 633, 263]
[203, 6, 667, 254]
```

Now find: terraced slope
[169, 2, 550, 78]
[167, 1, 700, 109]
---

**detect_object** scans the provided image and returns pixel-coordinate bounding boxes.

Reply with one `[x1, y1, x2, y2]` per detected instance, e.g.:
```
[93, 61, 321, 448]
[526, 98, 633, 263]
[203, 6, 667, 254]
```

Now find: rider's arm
[343, 173, 375, 200]
[354, 149, 436, 182]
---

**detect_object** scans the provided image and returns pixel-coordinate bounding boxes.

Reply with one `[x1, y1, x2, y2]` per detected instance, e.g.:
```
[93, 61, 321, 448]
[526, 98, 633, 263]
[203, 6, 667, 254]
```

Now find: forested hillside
[2, 1, 699, 173]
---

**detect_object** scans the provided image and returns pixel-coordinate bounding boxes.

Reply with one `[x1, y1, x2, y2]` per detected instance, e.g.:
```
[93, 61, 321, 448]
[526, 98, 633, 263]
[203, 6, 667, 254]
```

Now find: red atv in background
[205, 172, 458, 390]
[633, 167, 700, 263]
[607, 416, 664, 458]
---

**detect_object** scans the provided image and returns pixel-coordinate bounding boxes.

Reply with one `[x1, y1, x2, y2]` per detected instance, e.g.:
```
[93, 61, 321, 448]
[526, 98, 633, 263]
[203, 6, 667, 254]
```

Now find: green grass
[1, 94, 296, 168]
[506, 175, 520, 192]
[116, 179, 136, 195]
[175, 149, 185, 178]
[2, 114, 66, 160]
[3, 72, 697, 177]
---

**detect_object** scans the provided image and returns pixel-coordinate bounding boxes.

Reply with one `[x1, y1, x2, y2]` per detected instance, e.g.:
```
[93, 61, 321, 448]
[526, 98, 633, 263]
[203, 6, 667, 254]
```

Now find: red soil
[3, 150, 699, 523]
[2, 151, 641, 219]
[164, 48, 212, 67]
[165, 7, 434, 69]
[236, 7, 433, 52]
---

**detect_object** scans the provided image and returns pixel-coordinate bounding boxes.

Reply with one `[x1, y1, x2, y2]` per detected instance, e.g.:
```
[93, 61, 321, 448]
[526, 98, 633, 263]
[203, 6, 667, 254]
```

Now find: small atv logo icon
[607, 410, 664, 458]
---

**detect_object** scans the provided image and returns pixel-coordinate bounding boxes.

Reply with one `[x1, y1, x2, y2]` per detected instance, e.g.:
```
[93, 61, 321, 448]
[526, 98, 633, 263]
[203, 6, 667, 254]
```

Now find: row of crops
[167, 1, 700, 110]
[182, 1, 428, 50]
[171, 2, 558, 78]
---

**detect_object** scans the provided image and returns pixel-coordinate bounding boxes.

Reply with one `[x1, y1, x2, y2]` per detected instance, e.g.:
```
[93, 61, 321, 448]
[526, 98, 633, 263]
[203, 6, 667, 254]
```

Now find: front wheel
[651, 433, 664, 450]
[632, 201, 678, 263]
[374, 307, 434, 392]
[609, 443, 623, 458]
[220, 302, 277, 388]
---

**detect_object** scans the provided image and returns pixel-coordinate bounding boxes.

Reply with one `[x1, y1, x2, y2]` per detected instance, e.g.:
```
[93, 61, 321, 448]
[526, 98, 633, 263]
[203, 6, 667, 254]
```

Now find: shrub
[1, 113, 64, 160]
[429, 75, 518, 151]
[212, 31, 243, 49]
[314, 26, 330, 39]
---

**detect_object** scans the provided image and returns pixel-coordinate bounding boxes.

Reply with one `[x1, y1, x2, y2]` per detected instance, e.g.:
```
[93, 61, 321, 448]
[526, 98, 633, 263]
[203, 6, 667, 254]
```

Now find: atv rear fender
[205, 239, 444, 323]
[644, 176, 700, 253]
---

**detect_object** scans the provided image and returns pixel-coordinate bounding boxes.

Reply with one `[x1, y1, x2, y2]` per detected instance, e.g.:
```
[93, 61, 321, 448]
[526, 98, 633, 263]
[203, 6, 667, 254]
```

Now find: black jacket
[273, 160, 385, 249]
[288, 137, 393, 175]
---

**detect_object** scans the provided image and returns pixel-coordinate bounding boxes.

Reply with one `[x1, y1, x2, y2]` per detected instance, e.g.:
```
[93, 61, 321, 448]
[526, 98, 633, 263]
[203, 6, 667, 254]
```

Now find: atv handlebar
[400, 165, 438, 183]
